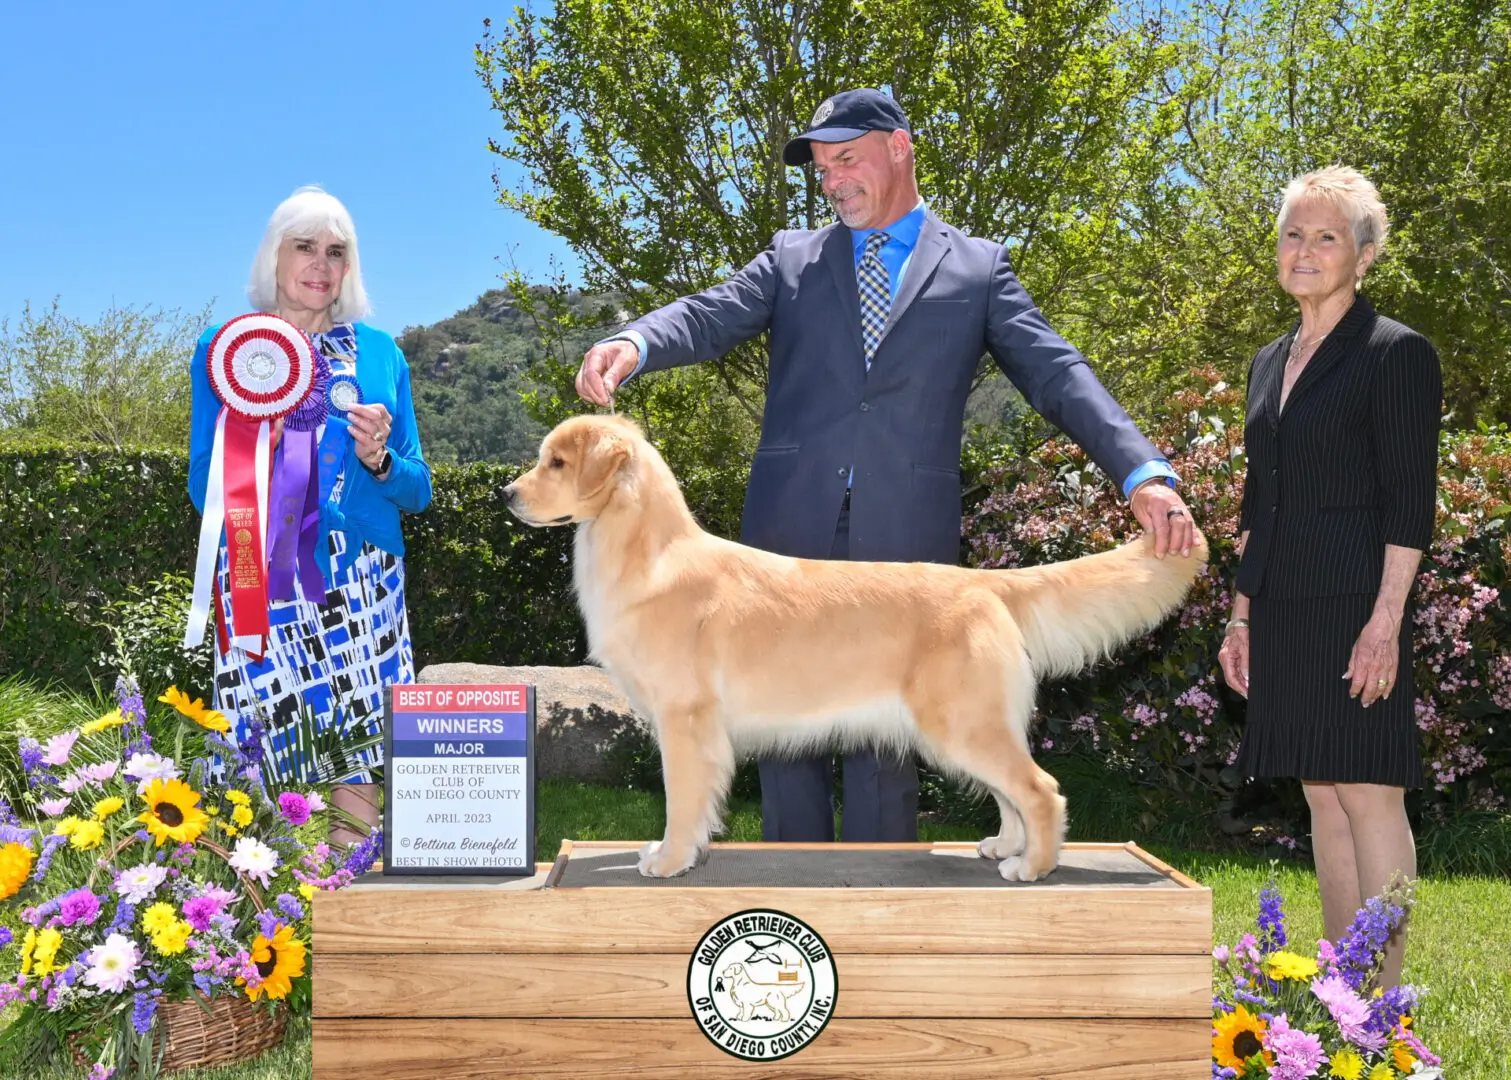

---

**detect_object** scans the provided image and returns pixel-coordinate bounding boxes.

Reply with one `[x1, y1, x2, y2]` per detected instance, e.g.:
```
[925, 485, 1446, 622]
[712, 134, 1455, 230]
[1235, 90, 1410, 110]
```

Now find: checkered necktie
[858, 232, 892, 370]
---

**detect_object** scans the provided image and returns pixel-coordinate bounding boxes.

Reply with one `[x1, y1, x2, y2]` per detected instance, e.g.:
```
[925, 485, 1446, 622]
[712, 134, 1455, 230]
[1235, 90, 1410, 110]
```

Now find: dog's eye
[548, 456, 566, 470]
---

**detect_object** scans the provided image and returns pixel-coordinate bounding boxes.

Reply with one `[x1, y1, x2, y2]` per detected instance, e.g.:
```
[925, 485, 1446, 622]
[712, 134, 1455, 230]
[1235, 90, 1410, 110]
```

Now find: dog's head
[504, 414, 641, 527]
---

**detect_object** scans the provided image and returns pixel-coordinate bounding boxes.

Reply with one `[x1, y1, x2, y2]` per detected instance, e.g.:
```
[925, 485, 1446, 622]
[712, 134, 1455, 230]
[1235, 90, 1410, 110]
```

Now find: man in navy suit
[577, 88, 1196, 844]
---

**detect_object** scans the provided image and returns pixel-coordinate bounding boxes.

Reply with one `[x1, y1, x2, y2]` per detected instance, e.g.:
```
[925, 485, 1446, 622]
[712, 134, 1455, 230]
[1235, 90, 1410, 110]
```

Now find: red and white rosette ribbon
[184, 314, 317, 653]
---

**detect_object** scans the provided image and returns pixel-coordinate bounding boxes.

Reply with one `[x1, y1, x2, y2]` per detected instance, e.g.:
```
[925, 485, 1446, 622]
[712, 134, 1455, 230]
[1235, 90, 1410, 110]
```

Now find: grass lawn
[6, 780, 1508, 1078]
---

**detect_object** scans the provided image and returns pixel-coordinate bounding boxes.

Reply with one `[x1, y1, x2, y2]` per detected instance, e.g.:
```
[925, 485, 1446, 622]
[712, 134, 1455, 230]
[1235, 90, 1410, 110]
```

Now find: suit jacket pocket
[909, 462, 963, 563]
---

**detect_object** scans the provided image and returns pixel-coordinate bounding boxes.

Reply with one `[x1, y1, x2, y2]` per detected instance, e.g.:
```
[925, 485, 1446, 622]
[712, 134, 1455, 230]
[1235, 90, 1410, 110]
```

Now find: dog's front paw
[636, 840, 700, 878]
[977, 834, 1025, 860]
[997, 854, 1056, 883]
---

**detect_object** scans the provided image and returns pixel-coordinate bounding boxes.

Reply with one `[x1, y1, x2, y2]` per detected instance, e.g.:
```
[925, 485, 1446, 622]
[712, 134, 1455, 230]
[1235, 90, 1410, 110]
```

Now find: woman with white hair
[1218, 166, 1441, 987]
[188, 186, 431, 847]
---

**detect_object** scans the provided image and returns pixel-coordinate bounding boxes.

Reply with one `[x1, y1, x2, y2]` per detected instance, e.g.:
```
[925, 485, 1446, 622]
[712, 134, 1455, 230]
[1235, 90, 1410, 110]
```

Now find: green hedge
[0, 445, 592, 689]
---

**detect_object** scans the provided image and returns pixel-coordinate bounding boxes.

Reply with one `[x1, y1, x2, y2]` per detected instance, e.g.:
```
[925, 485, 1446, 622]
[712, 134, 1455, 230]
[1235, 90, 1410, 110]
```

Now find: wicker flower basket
[70, 993, 287, 1074]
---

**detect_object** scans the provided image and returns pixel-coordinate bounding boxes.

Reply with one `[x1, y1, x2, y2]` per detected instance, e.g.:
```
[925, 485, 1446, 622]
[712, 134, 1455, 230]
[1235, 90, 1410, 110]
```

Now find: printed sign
[382, 683, 535, 876]
[686, 908, 838, 1061]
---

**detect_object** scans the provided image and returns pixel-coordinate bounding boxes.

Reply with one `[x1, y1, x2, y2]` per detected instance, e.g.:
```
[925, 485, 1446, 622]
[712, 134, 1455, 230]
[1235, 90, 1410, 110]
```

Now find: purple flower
[1265, 1013, 1326, 1079]
[19, 738, 45, 777]
[57, 889, 101, 928]
[340, 828, 383, 877]
[131, 990, 157, 1034]
[278, 792, 312, 826]
[108, 901, 136, 935]
[89, 1065, 115, 1080]
[1310, 974, 1371, 1040]
[1368, 983, 1420, 1037]
[1257, 885, 1288, 951]
[116, 675, 152, 757]
[275, 892, 305, 921]
[181, 896, 223, 933]
[1212, 944, 1230, 965]
[0, 927, 12, 949]
[1333, 895, 1407, 990]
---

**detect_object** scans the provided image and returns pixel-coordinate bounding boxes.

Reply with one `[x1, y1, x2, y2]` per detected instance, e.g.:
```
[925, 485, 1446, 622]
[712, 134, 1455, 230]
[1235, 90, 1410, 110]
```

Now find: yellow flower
[0, 841, 36, 901]
[231, 804, 254, 828]
[52, 816, 83, 836]
[224, 825, 239, 838]
[18, 927, 36, 975]
[69, 820, 105, 850]
[1329, 1047, 1365, 1079]
[158, 686, 231, 734]
[1263, 950, 1320, 981]
[31, 927, 63, 976]
[1367, 1064, 1396, 1080]
[1392, 1044, 1417, 1072]
[297, 883, 316, 903]
[137, 778, 208, 846]
[226, 790, 251, 806]
[1213, 1005, 1272, 1070]
[142, 901, 178, 936]
[81, 708, 129, 735]
[92, 796, 125, 821]
[206, 805, 220, 817]
[151, 919, 194, 956]
[239, 923, 307, 1002]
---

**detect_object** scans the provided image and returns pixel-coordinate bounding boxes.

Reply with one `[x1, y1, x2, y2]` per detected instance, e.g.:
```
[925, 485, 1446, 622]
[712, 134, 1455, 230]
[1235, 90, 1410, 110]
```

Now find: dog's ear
[575, 424, 631, 500]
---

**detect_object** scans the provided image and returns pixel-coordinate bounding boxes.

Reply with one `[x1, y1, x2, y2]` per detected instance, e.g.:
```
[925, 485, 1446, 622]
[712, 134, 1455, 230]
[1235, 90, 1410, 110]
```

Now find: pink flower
[59, 773, 88, 794]
[41, 732, 77, 767]
[1310, 974, 1371, 1042]
[1264, 1013, 1326, 1079]
[38, 797, 69, 817]
[181, 896, 224, 933]
[278, 792, 312, 827]
[306, 791, 327, 812]
[78, 761, 118, 784]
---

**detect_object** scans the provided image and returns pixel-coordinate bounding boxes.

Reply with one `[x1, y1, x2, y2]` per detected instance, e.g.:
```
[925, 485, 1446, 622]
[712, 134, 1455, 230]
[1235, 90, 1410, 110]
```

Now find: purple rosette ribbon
[266, 345, 331, 604]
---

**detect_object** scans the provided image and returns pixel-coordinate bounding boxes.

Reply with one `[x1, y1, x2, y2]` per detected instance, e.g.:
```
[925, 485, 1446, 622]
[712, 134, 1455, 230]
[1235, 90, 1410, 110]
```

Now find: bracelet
[1224, 618, 1250, 635]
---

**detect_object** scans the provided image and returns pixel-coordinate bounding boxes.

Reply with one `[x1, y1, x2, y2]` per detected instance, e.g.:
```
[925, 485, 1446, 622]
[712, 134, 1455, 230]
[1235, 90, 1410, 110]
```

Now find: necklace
[1287, 330, 1329, 366]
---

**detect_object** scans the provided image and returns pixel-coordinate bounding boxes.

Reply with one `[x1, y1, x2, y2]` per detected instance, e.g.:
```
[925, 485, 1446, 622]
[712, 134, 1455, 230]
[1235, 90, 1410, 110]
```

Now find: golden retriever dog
[506, 415, 1207, 881]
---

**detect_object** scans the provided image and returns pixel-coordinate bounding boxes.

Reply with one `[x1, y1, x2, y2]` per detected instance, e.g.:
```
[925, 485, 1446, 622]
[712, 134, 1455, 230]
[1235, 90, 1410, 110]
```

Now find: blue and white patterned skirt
[212, 529, 413, 784]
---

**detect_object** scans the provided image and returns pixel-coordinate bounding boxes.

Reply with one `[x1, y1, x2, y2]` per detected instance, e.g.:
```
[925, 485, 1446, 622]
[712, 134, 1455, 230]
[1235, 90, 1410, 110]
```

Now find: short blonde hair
[247, 186, 371, 322]
[1277, 166, 1390, 255]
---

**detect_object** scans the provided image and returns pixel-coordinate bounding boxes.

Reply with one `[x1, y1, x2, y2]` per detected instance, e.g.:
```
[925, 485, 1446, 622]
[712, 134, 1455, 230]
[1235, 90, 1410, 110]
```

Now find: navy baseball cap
[782, 89, 911, 166]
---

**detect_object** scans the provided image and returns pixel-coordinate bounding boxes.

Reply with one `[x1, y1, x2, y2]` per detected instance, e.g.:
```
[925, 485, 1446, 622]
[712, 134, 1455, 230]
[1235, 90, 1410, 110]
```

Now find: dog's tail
[986, 531, 1209, 679]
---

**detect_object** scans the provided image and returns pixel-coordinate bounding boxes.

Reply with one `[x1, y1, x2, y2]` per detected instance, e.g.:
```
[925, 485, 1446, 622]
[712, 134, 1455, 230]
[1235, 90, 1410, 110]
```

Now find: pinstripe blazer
[1236, 295, 1442, 599]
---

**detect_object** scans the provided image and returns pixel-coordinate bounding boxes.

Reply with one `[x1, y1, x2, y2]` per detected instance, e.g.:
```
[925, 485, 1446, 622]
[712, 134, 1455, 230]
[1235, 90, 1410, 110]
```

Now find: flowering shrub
[1211, 883, 1439, 1078]
[0, 675, 381, 1076]
[963, 368, 1511, 838]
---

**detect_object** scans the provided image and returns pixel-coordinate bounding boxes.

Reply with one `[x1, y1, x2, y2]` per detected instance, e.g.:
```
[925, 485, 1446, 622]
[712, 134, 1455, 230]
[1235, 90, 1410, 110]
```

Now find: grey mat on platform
[552, 846, 1179, 889]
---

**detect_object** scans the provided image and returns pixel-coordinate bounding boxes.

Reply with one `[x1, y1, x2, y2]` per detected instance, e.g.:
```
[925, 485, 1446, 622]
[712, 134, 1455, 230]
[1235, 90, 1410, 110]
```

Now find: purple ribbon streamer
[266, 429, 315, 602]
[296, 431, 327, 604]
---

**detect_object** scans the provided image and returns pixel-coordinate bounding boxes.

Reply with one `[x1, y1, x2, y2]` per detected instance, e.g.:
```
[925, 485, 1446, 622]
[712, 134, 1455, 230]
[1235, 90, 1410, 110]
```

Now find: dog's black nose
[503, 483, 518, 504]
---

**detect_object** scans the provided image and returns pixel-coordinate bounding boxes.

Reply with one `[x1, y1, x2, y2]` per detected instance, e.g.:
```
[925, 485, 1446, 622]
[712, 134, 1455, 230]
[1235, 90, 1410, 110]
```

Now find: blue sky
[0, 2, 574, 336]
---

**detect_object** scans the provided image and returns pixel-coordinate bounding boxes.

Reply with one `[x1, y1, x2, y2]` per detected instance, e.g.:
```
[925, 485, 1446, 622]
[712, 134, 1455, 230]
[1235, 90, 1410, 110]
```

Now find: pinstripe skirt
[1236, 593, 1422, 788]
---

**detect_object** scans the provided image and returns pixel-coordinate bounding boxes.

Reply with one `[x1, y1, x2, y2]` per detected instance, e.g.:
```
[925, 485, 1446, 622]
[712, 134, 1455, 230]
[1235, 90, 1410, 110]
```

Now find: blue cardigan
[188, 322, 432, 563]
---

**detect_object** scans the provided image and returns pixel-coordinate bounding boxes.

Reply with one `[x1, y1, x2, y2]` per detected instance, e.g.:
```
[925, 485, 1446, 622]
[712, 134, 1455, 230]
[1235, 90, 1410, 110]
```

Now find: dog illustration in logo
[719, 960, 808, 1023]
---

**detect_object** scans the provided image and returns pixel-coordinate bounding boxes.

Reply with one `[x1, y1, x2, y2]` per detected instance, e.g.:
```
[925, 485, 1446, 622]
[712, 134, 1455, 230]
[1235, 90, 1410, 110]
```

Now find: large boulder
[416, 663, 649, 784]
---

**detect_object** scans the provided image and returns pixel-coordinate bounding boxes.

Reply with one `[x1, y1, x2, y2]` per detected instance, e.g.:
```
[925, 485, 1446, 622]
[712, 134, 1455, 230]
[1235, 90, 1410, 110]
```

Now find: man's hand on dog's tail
[1129, 479, 1197, 559]
[578, 339, 641, 409]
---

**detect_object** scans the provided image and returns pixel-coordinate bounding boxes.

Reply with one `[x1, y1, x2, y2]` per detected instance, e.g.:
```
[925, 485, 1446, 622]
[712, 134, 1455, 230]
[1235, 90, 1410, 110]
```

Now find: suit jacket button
[837, 467, 847, 477]
[859, 402, 871, 412]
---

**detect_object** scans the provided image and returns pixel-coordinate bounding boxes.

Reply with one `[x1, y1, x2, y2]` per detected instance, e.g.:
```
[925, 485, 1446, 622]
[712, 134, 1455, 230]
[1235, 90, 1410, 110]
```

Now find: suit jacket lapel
[822, 226, 867, 358]
[1262, 334, 1289, 431]
[879, 216, 950, 346]
[1281, 294, 1376, 420]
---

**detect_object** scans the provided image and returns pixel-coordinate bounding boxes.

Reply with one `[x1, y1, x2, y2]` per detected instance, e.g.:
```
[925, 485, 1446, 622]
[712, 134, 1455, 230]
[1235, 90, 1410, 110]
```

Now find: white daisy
[83, 933, 141, 993]
[228, 836, 280, 887]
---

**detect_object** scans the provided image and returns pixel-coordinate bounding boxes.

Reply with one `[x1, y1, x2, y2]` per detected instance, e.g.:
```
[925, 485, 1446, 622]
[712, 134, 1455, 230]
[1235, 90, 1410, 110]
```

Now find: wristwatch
[363, 449, 393, 479]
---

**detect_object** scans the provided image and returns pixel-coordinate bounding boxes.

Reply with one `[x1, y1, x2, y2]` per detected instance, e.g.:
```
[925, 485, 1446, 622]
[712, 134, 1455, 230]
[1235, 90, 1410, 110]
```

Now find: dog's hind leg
[638, 706, 733, 878]
[908, 622, 1066, 882]
[977, 793, 1027, 860]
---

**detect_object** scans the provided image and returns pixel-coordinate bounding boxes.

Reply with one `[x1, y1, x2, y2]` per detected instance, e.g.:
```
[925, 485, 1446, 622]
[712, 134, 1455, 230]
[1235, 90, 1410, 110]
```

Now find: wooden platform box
[313, 840, 1212, 1078]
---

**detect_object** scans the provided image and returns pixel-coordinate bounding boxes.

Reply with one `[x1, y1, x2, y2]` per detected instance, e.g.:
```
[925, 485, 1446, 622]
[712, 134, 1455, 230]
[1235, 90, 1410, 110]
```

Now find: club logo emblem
[687, 908, 837, 1061]
[811, 99, 835, 127]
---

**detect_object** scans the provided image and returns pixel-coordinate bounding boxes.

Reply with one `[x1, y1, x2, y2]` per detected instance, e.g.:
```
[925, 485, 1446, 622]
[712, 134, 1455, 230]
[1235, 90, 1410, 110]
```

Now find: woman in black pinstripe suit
[1218, 167, 1442, 988]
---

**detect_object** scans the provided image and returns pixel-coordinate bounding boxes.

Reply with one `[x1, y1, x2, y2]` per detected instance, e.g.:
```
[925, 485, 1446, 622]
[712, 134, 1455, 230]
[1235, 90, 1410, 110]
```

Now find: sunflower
[0, 841, 36, 900]
[137, 778, 209, 846]
[157, 687, 230, 734]
[240, 923, 307, 1002]
[81, 707, 129, 735]
[69, 820, 105, 850]
[1263, 950, 1320, 981]
[1213, 1005, 1273, 1070]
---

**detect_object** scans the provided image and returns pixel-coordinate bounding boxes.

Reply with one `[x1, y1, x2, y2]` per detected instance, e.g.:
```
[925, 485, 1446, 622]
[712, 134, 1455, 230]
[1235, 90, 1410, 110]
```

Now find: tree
[476, 0, 1186, 455]
[0, 300, 211, 449]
